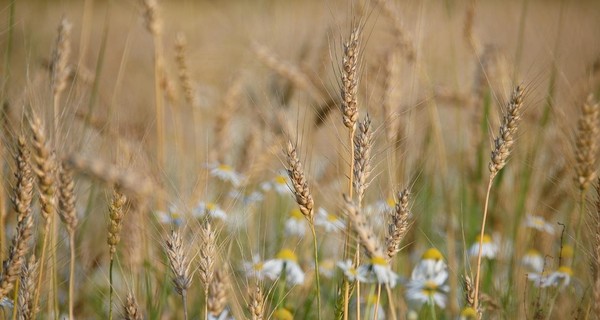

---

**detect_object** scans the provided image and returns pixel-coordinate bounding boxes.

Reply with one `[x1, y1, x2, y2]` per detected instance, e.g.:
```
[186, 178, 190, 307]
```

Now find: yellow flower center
[422, 248, 443, 260]
[370, 256, 387, 266]
[561, 245, 574, 259]
[386, 197, 395, 207]
[525, 248, 540, 256]
[273, 308, 293, 320]
[275, 175, 287, 185]
[421, 280, 438, 296]
[206, 202, 216, 211]
[253, 262, 264, 271]
[276, 249, 298, 262]
[557, 266, 573, 276]
[327, 213, 338, 222]
[290, 208, 303, 219]
[532, 217, 545, 227]
[460, 307, 478, 319]
[218, 164, 232, 172]
[475, 234, 492, 244]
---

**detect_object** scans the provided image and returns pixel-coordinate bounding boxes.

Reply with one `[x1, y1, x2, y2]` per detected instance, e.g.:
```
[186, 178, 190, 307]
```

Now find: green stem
[310, 224, 322, 320]
[474, 178, 494, 310]
[68, 234, 76, 320]
[429, 295, 438, 320]
[109, 258, 114, 320]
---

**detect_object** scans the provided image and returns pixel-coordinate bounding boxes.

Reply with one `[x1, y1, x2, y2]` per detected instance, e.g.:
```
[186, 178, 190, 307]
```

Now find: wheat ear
[17, 255, 38, 320]
[285, 141, 321, 318]
[386, 188, 410, 260]
[353, 114, 373, 206]
[0, 137, 34, 299]
[124, 292, 143, 320]
[248, 284, 264, 320]
[207, 269, 228, 319]
[107, 189, 127, 320]
[165, 230, 192, 320]
[474, 85, 524, 312]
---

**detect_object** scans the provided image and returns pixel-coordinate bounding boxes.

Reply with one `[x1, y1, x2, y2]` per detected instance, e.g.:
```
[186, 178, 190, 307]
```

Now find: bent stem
[474, 177, 494, 310]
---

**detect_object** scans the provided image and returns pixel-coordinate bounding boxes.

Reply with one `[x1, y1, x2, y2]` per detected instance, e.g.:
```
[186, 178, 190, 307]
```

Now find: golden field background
[0, 0, 600, 319]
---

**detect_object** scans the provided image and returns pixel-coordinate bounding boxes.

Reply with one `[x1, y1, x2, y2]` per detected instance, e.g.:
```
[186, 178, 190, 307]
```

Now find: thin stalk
[474, 178, 494, 310]
[182, 289, 189, 320]
[385, 285, 398, 320]
[343, 126, 356, 320]
[573, 190, 586, 264]
[545, 288, 561, 320]
[109, 258, 114, 320]
[373, 284, 382, 320]
[429, 296, 438, 320]
[310, 224, 322, 319]
[68, 234, 76, 320]
[32, 227, 51, 319]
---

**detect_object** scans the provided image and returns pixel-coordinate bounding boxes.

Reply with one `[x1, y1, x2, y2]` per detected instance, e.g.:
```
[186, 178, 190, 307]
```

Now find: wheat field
[1, 0, 600, 319]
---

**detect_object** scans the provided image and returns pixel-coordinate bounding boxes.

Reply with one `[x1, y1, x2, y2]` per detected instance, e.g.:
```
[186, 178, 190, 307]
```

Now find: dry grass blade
[0, 137, 35, 299]
[286, 141, 314, 222]
[386, 188, 410, 260]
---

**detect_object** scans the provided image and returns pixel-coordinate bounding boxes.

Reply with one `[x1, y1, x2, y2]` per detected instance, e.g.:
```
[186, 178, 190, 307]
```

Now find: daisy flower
[357, 256, 400, 287]
[262, 249, 305, 285]
[337, 259, 369, 283]
[410, 248, 448, 282]
[284, 208, 307, 236]
[542, 266, 573, 288]
[522, 249, 544, 273]
[209, 163, 244, 187]
[228, 189, 264, 205]
[468, 234, 498, 259]
[243, 254, 267, 280]
[261, 174, 291, 195]
[318, 259, 336, 279]
[525, 215, 555, 235]
[155, 204, 184, 226]
[375, 197, 396, 213]
[314, 207, 345, 232]
[362, 294, 385, 320]
[405, 269, 449, 309]
[193, 201, 227, 221]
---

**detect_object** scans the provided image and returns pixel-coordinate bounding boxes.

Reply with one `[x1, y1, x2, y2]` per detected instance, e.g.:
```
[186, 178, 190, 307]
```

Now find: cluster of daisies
[155, 162, 577, 318]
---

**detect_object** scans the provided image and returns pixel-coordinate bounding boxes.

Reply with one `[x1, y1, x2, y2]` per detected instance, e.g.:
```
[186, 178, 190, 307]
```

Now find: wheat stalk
[58, 163, 78, 320]
[353, 114, 373, 206]
[474, 85, 524, 312]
